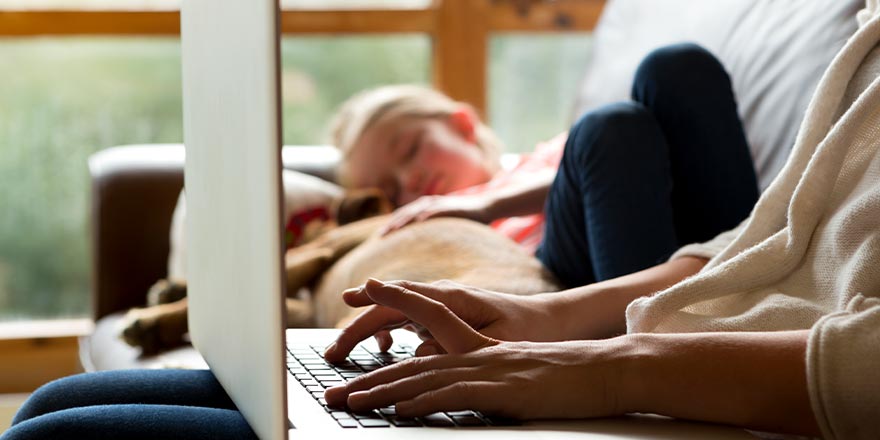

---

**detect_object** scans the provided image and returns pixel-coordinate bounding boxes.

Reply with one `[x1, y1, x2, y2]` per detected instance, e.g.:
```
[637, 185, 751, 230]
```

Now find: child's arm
[481, 169, 555, 219]
[380, 170, 555, 235]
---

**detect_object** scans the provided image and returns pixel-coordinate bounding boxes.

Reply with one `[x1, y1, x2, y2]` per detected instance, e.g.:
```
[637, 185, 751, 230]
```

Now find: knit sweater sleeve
[667, 218, 748, 262]
[807, 295, 880, 440]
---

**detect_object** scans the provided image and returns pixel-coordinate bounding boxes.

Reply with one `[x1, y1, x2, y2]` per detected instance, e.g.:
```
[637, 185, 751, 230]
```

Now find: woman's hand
[380, 194, 494, 236]
[323, 279, 566, 363]
[323, 279, 633, 419]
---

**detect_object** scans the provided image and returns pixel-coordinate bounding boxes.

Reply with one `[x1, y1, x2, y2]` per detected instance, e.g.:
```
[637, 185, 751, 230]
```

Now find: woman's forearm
[546, 256, 708, 340]
[619, 330, 820, 436]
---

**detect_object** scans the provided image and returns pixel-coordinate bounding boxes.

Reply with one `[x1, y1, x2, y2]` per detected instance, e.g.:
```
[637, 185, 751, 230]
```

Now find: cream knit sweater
[625, 3, 880, 439]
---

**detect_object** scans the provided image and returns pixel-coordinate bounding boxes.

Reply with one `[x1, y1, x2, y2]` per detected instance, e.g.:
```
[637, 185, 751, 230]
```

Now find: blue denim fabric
[537, 43, 759, 288]
[2, 370, 257, 440]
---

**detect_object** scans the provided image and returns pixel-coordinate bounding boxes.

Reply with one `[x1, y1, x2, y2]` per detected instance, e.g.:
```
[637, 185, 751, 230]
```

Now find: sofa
[80, 0, 865, 371]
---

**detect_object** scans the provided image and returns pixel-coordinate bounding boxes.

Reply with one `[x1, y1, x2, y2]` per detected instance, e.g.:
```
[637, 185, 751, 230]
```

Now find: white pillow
[573, 0, 863, 190]
[167, 170, 343, 281]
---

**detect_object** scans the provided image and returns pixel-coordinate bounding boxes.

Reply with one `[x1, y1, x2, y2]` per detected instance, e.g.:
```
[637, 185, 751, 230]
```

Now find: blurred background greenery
[0, 33, 590, 321]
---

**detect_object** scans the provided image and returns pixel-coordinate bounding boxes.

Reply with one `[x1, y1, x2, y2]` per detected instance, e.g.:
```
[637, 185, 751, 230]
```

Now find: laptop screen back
[181, 1, 288, 439]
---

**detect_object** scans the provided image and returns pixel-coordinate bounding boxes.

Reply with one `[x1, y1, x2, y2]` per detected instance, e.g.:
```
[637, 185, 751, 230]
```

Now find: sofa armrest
[88, 143, 341, 320]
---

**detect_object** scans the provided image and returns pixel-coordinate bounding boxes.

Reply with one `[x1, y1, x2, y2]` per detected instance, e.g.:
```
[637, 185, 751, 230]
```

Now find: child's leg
[537, 101, 679, 287]
[631, 42, 759, 245]
[537, 43, 758, 288]
[4, 369, 256, 440]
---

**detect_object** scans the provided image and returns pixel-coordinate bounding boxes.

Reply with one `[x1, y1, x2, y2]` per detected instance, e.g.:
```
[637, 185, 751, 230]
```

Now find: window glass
[488, 34, 593, 153]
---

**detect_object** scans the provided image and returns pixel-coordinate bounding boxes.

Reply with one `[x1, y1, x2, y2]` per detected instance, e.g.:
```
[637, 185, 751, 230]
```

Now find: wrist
[571, 333, 659, 416]
[545, 285, 631, 340]
[614, 333, 662, 415]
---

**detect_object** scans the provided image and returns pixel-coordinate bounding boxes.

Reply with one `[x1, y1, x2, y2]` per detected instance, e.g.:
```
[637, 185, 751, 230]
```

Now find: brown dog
[121, 192, 561, 355]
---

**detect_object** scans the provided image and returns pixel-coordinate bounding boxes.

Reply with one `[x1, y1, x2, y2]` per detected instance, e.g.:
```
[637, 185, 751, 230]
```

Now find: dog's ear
[335, 188, 393, 225]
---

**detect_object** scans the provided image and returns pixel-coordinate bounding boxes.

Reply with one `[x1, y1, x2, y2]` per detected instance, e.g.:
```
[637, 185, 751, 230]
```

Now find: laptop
[179, 0, 755, 439]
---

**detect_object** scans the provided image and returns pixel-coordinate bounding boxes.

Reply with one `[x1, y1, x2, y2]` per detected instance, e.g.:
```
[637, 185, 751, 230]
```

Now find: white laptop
[179, 0, 755, 439]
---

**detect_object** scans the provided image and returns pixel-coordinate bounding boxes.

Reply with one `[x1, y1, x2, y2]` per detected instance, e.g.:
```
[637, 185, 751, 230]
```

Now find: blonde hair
[327, 84, 503, 186]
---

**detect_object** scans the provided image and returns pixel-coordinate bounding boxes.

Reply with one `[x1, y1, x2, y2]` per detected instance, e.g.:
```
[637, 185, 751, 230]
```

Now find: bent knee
[567, 101, 661, 166]
[633, 43, 728, 96]
[10, 373, 90, 425]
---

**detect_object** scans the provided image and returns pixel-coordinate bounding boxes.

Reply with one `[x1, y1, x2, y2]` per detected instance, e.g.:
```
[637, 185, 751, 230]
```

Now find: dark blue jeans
[1, 370, 257, 440]
[537, 43, 759, 288]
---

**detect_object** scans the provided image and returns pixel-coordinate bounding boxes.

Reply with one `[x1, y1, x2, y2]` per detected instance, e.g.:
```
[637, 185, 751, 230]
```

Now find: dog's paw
[146, 279, 188, 306]
[120, 306, 187, 356]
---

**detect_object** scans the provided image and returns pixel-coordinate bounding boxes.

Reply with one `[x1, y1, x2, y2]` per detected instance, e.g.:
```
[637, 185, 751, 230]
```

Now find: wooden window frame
[0, 0, 605, 115]
[0, 0, 605, 392]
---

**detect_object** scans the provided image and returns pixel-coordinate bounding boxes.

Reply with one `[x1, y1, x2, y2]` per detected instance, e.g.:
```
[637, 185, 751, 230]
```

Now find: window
[489, 34, 592, 153]
[0, 35, 430, 320]
[0, 0, 603, 322]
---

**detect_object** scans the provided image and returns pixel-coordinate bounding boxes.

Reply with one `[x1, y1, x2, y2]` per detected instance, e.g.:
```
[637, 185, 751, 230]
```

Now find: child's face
[345, 116, 492, 206]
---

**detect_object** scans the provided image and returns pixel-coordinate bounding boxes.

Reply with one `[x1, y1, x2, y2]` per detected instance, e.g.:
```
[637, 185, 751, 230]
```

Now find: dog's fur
[121, 192, 562, 355]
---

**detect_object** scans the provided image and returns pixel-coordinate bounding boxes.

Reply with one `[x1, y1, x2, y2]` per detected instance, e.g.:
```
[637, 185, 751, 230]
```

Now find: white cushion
[573, 0, 863, 190]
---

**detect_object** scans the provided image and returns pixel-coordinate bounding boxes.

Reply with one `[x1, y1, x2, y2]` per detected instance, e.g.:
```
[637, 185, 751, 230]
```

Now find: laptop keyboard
[286, 342, 515, 428]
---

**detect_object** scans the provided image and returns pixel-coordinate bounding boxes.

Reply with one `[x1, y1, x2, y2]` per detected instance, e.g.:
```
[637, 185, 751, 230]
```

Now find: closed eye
[403, 131, 423, 163]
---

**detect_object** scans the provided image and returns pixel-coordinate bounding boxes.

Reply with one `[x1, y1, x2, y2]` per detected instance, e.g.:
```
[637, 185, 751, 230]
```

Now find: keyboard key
[419, 413, 454, 427]
[305, 364, 332, 371]
[340, 372, 362, 379]
[353, 411, 383, 420]
[306, 385, 324, 392]
[330, 360, 358, 368]
[389, 416, 421, 427]
[378, 407, 396, 416]
[321, 381, 344, 388]
[330, 411, 352, 420]
[336, 419, 359, 428]
[358, 419, 391, 428]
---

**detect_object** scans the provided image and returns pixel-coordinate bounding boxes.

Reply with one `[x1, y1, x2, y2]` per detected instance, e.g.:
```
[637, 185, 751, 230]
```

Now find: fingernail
[367, 278, 385, 286]
[420, 345, 438, 356]
[348, 391, 369, 408]
[342, 286, 361, 297]
[324, 342, 337, 355]
[323, 385, 345, 406]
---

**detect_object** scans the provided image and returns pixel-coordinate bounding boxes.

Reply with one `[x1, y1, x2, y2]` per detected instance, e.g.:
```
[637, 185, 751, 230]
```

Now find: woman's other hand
[323, 279, 565, 363]
[323, 279, 634, 419]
